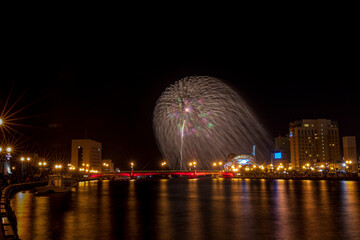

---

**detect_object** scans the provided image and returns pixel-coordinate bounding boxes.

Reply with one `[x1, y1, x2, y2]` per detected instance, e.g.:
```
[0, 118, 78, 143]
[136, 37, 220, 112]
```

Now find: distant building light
[274, 152, 282, 159]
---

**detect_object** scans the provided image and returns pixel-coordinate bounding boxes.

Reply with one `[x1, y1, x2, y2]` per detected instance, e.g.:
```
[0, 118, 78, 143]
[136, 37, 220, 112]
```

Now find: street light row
[0, 147, 12, 153]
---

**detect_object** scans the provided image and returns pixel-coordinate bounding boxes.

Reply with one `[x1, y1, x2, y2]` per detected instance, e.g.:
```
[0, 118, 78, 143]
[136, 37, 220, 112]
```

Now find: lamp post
[218, 161, 223, 170]
[161, 161, 167, 170]
[0, 147, 3, 178]
[193, 161, 197, 178]
[20, 156, 31, 179]
[0, 146, 12, 177]
[130, 162, 134, 179]
[38, 161, 47, 179]
[345, 160, 352, 175]
[54, 164, 62, 174]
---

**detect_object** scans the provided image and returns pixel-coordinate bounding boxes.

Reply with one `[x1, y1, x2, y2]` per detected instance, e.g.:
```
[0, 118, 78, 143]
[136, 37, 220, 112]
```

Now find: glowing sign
[239, 159, 249, 164]
[274, 152, 282, 159]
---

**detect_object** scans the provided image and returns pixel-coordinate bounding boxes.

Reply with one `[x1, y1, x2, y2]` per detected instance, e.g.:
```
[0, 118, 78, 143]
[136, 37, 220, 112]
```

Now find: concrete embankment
[0, 181, 47, 240]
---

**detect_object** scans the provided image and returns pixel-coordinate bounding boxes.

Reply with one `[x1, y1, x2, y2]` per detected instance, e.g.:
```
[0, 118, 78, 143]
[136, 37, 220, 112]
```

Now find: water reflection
[156, 179, 172, 240]
[11, 179, 360, 240]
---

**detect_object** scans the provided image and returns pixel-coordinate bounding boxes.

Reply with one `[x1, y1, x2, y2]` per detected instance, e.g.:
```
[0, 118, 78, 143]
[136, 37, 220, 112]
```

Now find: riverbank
[228, 175, 360, 181]
[0, 181, 47, 240]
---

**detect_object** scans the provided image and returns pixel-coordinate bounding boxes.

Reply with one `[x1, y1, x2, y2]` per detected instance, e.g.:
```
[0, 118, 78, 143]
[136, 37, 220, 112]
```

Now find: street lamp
[345, 160, 353, 174]
[38, 161, 47, 178]
[54, 164, 62, 173]
[130, 162, 134, 170]
[0, 146, 12, 176]
[161, 161, 167, 169]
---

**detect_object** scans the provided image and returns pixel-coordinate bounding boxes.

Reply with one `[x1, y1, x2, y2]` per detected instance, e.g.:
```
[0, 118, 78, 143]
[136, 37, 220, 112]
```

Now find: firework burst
[153, 76, 272, 169]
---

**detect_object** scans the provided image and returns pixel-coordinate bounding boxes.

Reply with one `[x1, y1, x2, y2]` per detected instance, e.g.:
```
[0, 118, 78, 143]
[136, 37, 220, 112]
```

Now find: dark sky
[1, 50, 359, 169]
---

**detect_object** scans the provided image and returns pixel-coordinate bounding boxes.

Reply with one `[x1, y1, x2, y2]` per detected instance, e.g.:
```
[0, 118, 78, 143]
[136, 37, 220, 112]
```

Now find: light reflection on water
[11, 179, 360, 240]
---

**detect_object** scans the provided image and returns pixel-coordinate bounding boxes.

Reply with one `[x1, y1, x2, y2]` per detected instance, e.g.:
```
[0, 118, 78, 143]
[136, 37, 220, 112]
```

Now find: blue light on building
[274, 152, 282, 159]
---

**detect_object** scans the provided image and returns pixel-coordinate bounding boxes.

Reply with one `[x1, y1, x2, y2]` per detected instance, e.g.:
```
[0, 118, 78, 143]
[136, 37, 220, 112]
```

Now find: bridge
[90, 170, 234, 179]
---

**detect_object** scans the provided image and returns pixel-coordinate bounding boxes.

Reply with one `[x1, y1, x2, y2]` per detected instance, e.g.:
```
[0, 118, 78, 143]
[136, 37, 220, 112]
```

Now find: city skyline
[1, 58, 359, 169]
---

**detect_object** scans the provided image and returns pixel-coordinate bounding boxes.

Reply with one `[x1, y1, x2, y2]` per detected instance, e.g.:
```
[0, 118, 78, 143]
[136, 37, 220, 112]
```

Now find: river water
[11, 178, 360, 240]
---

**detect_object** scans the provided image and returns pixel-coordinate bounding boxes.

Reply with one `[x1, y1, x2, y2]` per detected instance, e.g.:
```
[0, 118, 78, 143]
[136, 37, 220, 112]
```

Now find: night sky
[1, 51, 359, 169]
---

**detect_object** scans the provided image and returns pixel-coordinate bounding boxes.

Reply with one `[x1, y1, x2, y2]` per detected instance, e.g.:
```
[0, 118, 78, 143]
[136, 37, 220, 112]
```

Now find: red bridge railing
[90, 170, 234, 179]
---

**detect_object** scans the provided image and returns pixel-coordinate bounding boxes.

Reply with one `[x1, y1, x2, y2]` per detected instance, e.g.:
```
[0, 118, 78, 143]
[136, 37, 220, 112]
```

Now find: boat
[35, 174, 78, 195]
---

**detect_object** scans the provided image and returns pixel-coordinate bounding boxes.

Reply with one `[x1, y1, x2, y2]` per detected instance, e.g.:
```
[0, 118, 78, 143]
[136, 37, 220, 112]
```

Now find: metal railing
[0, 181, 47, 240]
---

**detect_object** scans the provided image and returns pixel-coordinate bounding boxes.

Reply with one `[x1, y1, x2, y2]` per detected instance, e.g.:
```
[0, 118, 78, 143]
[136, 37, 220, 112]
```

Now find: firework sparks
[153, 76, 272, 169]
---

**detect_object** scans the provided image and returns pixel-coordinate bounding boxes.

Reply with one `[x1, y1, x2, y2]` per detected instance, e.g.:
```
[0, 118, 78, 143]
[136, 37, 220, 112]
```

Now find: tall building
[274, 134, 290, 163]
[342, 136, 358, 173]
[71, 139, 102, 172]
[289, 119, 341, 169]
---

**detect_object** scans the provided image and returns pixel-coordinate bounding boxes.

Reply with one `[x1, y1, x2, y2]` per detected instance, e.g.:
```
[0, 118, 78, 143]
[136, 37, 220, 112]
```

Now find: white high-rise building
[289, 119, 341, 169]
[71, 139, 102, 171]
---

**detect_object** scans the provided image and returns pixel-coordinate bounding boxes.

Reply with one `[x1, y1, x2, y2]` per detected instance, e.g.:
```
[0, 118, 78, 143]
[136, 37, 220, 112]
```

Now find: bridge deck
[90, 170, 234, 178]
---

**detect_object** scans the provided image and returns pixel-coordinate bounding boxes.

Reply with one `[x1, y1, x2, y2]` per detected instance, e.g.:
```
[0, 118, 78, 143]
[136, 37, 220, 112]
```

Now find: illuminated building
[342, 136, 358, 173]
[71, 139, 102, 172]
[273, 134, 290, 165]
[289, 119, 341, 170]
[224, 145, 256, 170]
